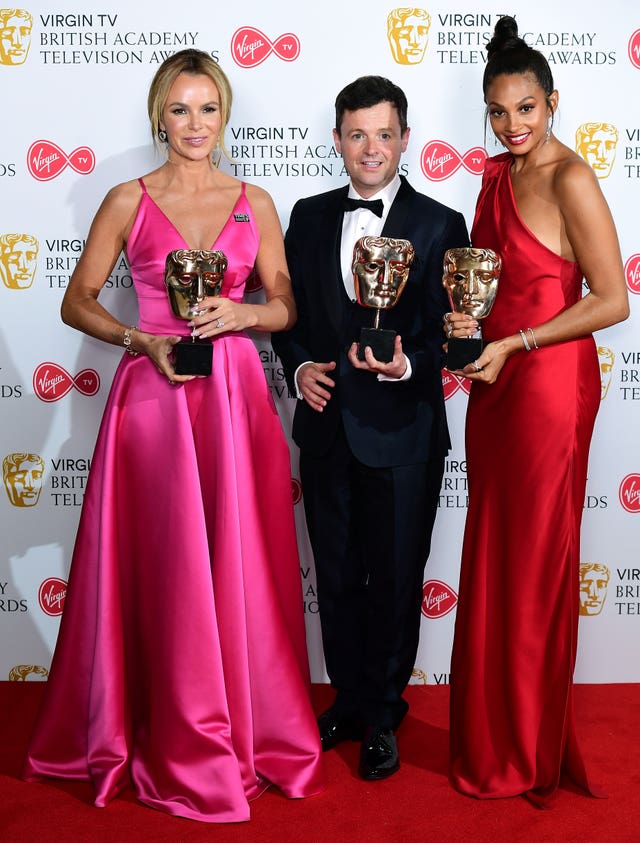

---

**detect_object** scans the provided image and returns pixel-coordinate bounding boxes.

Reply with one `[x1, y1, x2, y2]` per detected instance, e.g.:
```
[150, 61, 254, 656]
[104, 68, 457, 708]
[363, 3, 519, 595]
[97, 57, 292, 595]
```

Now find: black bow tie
[342, 197, 384, 218]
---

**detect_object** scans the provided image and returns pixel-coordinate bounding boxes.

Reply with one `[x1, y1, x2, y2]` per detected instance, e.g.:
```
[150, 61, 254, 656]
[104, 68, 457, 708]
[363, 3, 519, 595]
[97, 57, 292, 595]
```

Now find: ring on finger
[472, 360, 482, 372]
[216, 318, 225, 329]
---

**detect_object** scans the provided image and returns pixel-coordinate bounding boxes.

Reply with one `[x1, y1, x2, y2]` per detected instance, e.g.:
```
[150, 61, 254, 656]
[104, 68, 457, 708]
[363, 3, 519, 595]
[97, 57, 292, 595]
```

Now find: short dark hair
[334, 76, 408, 135]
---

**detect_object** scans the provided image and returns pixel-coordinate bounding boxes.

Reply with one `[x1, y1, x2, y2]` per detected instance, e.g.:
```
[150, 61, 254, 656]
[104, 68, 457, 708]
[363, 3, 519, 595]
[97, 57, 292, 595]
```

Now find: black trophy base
[173, 338, 213, 376]
[357, 327, 396, 363]
[446, 336, 483, 371]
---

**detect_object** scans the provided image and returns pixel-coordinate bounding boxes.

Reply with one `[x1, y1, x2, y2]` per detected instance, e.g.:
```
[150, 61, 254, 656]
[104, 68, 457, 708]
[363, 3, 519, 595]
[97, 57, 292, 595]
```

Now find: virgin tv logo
[421, 579, 458, 618]
[27, 140, 95, 181]
[628, 29, 640, 69]
[231, 27, 300, 68]
[442, 369, 470, 401]
[624, 254, 640, 295]
[421, 141, 486, 181]
[619, 474, 640, 513]
[38, 578, 67, 616]
[33, 363, 100, 402]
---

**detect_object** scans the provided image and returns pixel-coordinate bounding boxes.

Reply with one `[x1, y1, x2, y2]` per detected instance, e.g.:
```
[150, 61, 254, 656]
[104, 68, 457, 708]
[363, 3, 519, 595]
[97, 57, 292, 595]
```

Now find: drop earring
[545, 120, 551, 144]
[158, 129, 168, 143]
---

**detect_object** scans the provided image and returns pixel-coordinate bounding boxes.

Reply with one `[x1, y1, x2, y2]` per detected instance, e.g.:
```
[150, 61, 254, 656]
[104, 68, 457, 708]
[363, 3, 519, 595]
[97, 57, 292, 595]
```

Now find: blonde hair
[147, 49, 233, 163]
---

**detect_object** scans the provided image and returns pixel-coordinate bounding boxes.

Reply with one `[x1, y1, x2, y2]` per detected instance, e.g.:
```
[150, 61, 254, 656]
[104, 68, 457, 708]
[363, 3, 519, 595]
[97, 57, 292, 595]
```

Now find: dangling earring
[212, 141, 221, 167]
[545, 118, 552, 144]
[158, 129, 168, 143]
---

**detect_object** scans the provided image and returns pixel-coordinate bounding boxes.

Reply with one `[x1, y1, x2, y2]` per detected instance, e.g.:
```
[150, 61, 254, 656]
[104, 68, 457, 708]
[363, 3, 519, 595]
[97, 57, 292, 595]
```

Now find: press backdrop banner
[1, 1, 638, 685]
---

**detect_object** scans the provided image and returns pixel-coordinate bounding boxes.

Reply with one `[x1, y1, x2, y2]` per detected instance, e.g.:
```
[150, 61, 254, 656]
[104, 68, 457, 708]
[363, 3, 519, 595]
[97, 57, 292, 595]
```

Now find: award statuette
[442, 247, 501, 370]
[164, 249, 228, 376]
[352, 235, 415, 363]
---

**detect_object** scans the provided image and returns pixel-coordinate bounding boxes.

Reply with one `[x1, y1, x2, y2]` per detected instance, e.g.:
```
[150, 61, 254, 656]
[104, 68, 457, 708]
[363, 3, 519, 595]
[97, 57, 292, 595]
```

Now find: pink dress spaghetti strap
[449, 153, 604, 806]
[23, 180, 324, 822]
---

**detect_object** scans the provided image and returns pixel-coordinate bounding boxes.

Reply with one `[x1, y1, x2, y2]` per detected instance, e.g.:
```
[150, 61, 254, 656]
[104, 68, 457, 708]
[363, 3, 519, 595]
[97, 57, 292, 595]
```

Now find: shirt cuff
[377, 354, 412, 382]
[294, 361, 311, 399]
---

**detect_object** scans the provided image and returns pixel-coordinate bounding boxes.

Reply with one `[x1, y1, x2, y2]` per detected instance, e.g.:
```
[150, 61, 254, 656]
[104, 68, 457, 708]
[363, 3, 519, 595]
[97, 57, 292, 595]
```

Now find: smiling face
[160, 72, 222, 163]
[485, 72, 557, 156]
[333, 101, 409, 198]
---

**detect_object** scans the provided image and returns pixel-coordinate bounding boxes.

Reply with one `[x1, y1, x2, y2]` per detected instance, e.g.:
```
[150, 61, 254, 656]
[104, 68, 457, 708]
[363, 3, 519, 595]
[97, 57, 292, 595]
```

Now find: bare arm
[61, 180, 188, 381]
[449, 159, 629, 382]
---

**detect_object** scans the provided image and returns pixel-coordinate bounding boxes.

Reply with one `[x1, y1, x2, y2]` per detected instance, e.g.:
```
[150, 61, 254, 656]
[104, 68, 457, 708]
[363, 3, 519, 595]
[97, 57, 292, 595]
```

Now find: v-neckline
[144, 187, 244, 251]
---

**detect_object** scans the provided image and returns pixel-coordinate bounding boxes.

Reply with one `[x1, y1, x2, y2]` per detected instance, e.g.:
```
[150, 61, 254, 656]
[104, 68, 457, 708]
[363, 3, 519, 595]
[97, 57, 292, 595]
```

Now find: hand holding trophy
[164, 249, 228, 376]
[442, 247, 501, 370]
[352, 235, 415, 363]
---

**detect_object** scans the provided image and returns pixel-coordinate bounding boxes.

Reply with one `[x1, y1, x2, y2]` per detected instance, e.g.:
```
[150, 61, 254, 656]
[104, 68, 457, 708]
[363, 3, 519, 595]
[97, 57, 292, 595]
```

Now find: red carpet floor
[1, 682, 638, 842]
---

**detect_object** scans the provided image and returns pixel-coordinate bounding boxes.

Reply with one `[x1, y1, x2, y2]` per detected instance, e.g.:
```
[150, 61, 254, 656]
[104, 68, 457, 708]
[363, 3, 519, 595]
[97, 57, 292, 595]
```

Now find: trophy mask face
[165, 249, 227, 319]
[443, 248, 501, 318]
[352, 236, 415, 310]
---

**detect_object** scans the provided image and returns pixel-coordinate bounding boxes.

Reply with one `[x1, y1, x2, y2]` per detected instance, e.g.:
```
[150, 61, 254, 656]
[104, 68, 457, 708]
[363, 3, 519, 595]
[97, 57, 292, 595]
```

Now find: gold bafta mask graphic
[387, 8, 431, 65]
[3, 452, 45, 507]
[8, 664, 49, 681]
[579, 562, 610, 617]
[597, 345, 614, 400]
[0, 233, 38, 289]
[0, 8, 32, 65]
[575, 122, 619, 179]
[411, 668, 428, 685]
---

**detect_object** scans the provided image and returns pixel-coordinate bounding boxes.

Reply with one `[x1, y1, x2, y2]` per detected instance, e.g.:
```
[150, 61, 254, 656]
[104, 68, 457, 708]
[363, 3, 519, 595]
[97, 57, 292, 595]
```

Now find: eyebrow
[166, 100, 219, 108]
[487, 96, 537, 108]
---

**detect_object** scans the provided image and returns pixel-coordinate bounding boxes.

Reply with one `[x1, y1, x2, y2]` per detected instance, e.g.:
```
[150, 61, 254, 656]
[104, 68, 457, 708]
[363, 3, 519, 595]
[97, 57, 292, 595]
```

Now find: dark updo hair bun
[483, 14, 554, 98]
[486, 15, 527, 58]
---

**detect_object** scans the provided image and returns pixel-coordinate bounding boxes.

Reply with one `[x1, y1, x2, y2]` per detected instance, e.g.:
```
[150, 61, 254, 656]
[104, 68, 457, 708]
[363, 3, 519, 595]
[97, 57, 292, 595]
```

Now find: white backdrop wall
[1, 1, 638, 686]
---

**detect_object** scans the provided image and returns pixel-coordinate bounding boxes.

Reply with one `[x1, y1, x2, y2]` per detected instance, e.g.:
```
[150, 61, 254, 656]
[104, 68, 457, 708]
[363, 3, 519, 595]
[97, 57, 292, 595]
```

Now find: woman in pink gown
[446, 17, 628, 806]
[23, 49, 324, 823]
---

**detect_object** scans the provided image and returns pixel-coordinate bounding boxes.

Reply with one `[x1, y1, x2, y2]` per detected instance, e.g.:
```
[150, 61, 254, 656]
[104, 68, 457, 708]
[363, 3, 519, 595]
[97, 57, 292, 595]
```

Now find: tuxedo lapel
[319, 186, 351, 332]
[381, 177, 415, 240]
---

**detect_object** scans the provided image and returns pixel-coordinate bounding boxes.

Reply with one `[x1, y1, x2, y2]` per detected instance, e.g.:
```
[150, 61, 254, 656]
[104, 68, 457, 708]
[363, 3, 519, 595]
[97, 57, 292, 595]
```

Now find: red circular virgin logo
[33, 363, 100, 402]
[38, 578, 67, 616]
[292, 477, 302, 505]
[27, 140, 95, 181]
[442, 369, 470, 400]
[628, 29, 640, 69]
[421, 580, 458, 618]
[421, 141, 486, 181]
[619, 474, 640, 513]
[624, 254, 640, 294]
[231, 27, 300, 68]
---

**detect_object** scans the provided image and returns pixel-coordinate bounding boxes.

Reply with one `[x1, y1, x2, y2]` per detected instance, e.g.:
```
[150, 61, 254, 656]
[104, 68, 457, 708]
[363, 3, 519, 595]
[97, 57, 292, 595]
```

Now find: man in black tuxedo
[272, 76, 469, 780]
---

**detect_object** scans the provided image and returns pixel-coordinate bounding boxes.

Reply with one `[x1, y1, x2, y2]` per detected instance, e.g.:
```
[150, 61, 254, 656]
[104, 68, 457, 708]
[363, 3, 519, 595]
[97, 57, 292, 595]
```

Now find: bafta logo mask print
[575, 122, 619, 179]
[579, 562, 610, 616]
[0, 8, 32, 65]
[597, 346, 614, 400]
[0, 233, 38, 289]
[3, 452, 44, 507]
[387, 8, 431, 65]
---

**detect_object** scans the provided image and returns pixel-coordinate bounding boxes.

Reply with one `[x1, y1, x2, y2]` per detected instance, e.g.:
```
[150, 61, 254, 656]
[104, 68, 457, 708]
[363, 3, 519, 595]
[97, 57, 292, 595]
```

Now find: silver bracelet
[123, 325, 140, 357]
[519, 329, 531, 352]
[527, 327, 539, 349]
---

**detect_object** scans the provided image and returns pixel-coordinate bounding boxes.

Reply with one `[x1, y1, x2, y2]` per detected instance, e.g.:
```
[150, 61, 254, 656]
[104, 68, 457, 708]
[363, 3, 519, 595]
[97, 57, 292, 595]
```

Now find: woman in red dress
[447, 16, 629, 806]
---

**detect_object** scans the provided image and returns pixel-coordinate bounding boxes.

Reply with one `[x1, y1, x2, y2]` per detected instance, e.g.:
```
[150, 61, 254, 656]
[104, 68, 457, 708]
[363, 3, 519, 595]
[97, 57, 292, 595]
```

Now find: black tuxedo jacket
[272, 177, 469, 468]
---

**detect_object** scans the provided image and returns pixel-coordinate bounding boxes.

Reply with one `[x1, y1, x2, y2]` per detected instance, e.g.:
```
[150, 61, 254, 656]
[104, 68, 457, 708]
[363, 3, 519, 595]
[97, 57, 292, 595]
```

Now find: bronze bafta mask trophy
[164, 249, 228, 376]
[352, 235, 415, 363]
[442, 247, 501, 370]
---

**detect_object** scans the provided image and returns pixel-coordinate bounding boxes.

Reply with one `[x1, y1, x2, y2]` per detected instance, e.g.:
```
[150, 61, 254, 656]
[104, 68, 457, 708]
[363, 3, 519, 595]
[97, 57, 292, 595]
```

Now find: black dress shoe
[358, 726, 399, 780]
[317, 708, 362, 752]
